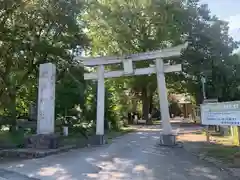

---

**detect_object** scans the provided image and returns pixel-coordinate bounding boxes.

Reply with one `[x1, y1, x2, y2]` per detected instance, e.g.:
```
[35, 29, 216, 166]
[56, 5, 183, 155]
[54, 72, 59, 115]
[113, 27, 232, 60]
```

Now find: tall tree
[0, 0, 88, 128]
[84, 0, 187, 122]
[84, 0, 239, 124]
[180, 1, 240, 103]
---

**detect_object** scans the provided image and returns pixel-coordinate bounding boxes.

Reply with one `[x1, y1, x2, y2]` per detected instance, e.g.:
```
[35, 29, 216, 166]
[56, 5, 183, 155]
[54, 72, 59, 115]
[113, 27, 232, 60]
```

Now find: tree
[84, 0, 188, 123]
[55, 63, 85, 117]
[180, 1, 240, 103]
[0, 0, 88, 128]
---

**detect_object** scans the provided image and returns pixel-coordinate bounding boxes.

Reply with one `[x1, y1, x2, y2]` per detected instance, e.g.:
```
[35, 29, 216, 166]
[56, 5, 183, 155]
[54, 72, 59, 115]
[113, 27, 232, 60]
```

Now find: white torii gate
[75, 43, 187, 145]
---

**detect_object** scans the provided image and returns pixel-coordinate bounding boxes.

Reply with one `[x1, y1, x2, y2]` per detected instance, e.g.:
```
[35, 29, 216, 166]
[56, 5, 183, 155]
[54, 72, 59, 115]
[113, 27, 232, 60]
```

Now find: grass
[0, 125, 136, 147]
[60, 133, 86, 146]
[179, 126, 240, 166]
[152, 120, 161, 125]
[0, 130, 29, 147]
[202, 144, 240, 165]
[60, 126, 137, 146]
[191, 130, 240, 166]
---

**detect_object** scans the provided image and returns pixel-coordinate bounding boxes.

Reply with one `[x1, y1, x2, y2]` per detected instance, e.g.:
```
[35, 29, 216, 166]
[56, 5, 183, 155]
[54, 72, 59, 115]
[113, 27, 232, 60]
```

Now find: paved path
[0, 125, 235, 180]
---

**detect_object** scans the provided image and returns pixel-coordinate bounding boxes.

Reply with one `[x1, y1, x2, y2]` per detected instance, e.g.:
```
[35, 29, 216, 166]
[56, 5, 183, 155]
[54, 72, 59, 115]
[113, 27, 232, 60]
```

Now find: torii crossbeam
[75, 43, 187, 145]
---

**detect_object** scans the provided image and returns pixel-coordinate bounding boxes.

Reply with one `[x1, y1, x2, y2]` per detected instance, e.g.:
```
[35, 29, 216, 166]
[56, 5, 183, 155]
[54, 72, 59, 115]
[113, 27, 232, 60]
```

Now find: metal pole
[201, 75, 209, 142]
[201, 76, 206, 100]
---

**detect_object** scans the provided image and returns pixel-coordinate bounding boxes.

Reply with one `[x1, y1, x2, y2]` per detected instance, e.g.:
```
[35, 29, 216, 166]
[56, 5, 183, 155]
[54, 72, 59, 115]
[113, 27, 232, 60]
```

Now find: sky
[201, 0, 240, 41]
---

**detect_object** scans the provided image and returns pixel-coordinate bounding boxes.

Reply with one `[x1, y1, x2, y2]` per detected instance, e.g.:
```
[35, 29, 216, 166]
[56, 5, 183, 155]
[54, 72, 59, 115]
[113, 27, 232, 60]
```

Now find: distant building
[171, 94, 192, 118]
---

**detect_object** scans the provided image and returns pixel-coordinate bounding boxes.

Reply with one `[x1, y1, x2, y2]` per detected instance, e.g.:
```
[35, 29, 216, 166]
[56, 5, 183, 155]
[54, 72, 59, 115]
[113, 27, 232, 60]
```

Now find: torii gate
[75, 43, 187, 145]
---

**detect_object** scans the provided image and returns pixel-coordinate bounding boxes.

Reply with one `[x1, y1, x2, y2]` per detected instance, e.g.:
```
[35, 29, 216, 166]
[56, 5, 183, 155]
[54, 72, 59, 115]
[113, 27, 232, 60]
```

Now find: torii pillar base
[159, 134, 177, 146]
[91, 135, 106, 145]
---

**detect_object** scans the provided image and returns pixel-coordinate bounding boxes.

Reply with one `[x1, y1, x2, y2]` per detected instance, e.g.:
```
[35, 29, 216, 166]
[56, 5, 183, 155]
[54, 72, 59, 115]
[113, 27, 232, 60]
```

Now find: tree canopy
[84, 0, 240, 120]
[0, 0, 239, 130]
[0, 0, 88, 127]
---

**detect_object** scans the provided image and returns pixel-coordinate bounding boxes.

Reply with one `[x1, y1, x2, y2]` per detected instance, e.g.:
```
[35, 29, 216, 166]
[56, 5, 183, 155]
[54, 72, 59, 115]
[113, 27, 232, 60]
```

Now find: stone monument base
[159, 134, 177, 146]
[25, 134, 60, 149]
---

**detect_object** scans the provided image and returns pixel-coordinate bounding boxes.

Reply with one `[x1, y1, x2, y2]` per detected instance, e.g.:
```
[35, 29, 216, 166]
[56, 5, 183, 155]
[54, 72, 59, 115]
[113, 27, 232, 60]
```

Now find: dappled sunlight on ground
[188, 166, 218, 179]
[0, 125, 235, 180]
[178, 133, 206, 142]
[84, 158, 155, 180]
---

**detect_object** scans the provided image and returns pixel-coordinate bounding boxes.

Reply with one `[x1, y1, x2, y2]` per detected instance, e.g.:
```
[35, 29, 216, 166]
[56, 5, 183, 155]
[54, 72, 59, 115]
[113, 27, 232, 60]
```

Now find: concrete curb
[182, 143, 240, 179]
[0, 145, 79, 159]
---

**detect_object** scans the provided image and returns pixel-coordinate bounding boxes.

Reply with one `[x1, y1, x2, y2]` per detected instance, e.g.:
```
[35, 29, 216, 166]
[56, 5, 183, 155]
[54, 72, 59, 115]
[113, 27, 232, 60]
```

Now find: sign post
[201, 76, 206, 100]
[201, 75, 209, 142]
[201, 101, 240, 143]
[201, 101, 240, 126]
[202, 99, 218, 142]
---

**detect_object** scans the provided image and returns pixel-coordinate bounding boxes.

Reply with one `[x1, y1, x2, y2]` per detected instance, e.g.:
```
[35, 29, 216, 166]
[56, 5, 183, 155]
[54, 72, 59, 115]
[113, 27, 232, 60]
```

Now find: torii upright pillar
[156, 58, 177, 146]
[156, 58, 172, 134]
[96, 65, 105, 144]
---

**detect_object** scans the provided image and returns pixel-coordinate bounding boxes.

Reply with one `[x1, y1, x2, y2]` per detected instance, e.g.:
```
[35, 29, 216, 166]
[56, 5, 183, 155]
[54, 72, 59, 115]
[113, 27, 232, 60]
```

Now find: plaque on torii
[75, 43, 187, 145]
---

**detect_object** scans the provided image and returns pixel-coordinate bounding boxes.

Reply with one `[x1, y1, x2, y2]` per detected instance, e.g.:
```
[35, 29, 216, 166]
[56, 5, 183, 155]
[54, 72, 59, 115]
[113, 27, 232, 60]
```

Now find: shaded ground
[177, 124, 240, 178]
[0, 124, 235, 180]
[177, 124, 240, 165]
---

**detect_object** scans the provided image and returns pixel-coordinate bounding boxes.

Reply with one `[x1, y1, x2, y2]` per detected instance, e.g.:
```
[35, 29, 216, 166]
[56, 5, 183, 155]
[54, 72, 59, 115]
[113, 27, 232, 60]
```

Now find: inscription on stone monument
[37, 63, 56, 134]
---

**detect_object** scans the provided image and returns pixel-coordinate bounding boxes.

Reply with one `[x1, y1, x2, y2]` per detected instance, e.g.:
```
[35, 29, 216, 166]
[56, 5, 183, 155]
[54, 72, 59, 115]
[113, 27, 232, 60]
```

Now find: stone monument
[25, 63, 59, 149]
[37, 63, 56, 134]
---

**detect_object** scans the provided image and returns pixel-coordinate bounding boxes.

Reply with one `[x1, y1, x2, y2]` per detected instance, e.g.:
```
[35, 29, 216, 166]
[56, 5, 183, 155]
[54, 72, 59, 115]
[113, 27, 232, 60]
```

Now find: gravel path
[0, 125, 235, 180]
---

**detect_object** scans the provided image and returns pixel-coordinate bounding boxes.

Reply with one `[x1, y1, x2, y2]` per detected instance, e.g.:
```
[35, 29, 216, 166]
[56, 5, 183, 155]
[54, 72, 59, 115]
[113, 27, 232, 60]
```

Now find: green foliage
[105, 81, 122, 129]
[0, 0, 88, 125]
[0, 0, 239, 138]
[179, 1, 240, 103]
[84, 0, 189, 120]
[82, 79, 121, 130]
[85, 0, 240, 112]
[0, 129, 31, 147]
[55, 64, 85, 117]
[82, 81, 97, 122]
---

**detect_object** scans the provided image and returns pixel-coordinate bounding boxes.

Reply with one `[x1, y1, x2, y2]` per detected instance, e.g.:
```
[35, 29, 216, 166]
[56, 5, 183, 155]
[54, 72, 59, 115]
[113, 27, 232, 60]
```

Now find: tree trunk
[8, 90, 17, 132]
[132, 98, 137, 112]
[149, 92, 153, 115]
[142, 88, 152, 124]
